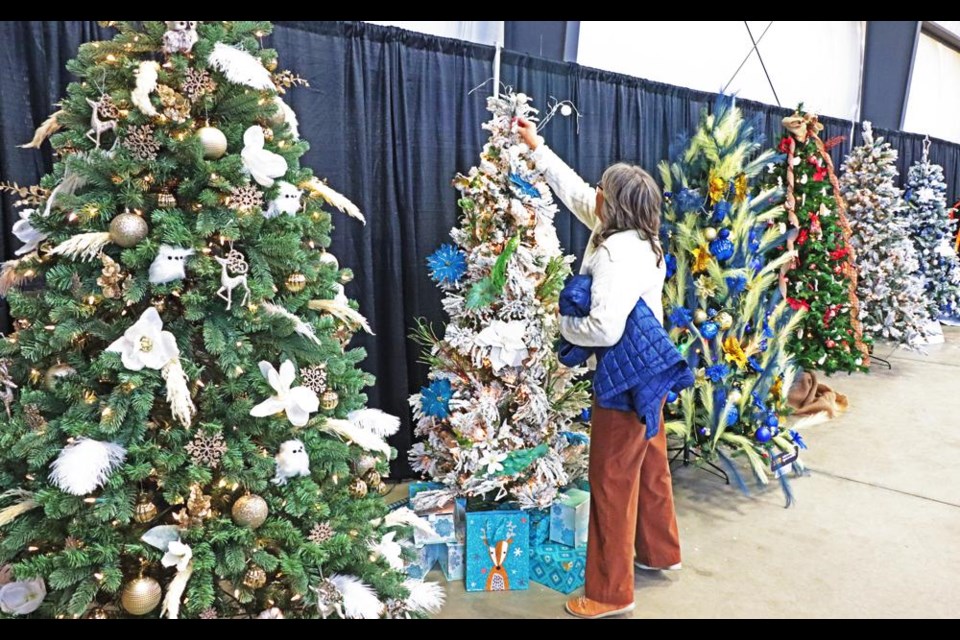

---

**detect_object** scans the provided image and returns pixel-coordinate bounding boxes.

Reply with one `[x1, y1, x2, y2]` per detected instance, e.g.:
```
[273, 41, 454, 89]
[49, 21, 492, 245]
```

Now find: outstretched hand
[514, 117, 541, 150]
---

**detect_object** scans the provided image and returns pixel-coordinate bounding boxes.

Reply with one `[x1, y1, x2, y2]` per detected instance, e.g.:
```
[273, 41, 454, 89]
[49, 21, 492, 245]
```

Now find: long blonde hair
[592, 163, 664, 266]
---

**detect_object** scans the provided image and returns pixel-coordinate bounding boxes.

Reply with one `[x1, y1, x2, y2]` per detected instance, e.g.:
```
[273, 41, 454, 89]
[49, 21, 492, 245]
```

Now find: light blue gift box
[440, 542, 465, 581]
[413, 500, 458, 546]
[406, 543, 443, 580]
[529, 542, 586, 594]
[465, 509, 530, 592]
[549, 488, 590, 548]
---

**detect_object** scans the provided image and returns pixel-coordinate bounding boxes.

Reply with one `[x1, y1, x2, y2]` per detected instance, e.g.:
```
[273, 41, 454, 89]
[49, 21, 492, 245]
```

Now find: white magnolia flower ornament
[161, 539, 193, 572]
[241, 125, 288, 187]
[474, 320, 529, 373]
[106, 307, 179, 371]
[0, 577, 46, 615]
[12, 209, 47, 256]
[250, 360, 319, 427]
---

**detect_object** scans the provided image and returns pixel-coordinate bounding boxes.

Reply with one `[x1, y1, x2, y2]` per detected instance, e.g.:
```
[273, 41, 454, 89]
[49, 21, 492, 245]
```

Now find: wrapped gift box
[528, 507, 550, 546]
[413, 500, 458, 546]
[465, 510, 530, 592]
[529, 542, 587, 594]
[440, 542, 465, 581]
[408, 481, 444, 502]
[406, 542, 443, 580]
[549, 488, 590, 548]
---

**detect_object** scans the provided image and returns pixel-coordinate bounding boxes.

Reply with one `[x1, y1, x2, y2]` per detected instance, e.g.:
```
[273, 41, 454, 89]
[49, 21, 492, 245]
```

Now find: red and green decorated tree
[764, 108, 871, 373]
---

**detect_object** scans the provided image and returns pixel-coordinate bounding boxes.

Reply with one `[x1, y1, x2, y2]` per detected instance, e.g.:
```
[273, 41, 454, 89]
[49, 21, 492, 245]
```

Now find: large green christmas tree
[0, 21, 441, 619]
[764, 108, 871, 373]
[659, 97, 807, 503]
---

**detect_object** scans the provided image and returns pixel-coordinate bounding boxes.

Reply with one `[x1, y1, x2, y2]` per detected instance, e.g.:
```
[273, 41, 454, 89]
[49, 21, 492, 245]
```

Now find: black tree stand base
[668, 442, 730, 484]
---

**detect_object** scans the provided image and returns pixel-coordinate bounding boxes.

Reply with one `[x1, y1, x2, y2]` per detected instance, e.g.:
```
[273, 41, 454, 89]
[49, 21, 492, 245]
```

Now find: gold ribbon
[782, 112, 823, 143]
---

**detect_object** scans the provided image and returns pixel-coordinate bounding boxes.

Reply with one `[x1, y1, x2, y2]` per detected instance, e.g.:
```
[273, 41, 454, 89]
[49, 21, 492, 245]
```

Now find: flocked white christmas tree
[839, 122, 933, 346]
[902, 140, 960, 322]
[408, 91, 590, 511]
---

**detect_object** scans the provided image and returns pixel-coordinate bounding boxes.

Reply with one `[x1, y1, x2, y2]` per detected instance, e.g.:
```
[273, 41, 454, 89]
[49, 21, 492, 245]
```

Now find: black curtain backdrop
[3, 21, 960, 478]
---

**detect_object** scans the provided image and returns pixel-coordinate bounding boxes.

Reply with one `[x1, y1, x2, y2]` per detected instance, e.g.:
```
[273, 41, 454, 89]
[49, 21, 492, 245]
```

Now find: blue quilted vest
[557, 275, 695, 438]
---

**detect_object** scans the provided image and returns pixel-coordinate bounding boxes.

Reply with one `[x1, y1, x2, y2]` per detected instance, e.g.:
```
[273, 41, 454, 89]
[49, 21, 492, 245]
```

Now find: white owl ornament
[149, 245, 195, 284]
[163, 21, 199, 55]
[263, 181, 303, 218]
[272, 439, 310, 485]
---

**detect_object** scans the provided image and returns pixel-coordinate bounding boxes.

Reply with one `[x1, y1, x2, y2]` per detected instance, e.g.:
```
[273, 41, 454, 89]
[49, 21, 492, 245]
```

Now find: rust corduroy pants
[584, 401, 681, 606]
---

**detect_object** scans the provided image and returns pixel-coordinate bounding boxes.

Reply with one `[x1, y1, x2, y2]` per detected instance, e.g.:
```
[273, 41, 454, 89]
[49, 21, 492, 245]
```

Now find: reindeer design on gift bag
[214, 256, 250, 311]
[482, 523, 513, 591]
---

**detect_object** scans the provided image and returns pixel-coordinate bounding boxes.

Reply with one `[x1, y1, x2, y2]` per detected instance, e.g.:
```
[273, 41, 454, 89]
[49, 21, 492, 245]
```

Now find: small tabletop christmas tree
[902, 140, 960, 322]
[840, 122, 933, 347]
[763, 108, 871, 373]
[409, 91, 590, 511]
[0, 21, 441, 619]
[659, 97, 807, 504]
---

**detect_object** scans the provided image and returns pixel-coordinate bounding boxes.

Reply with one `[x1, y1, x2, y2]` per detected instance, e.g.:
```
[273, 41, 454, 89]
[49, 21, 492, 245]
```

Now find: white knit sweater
[530, 144, 666, 348]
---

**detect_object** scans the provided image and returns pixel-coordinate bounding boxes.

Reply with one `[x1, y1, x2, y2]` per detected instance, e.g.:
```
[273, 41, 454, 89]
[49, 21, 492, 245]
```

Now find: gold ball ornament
[693, 309, 708, 325]
[704, 227, 718, 241]
[348, 477, 368, 499]
[197, 125, 228, 160]
[285, 273, 307, 292]
[362, 470, 381, 487]
[231, 494, 268, 529]
[45, 363, 77, 390]
[156, 190, 177, 209]
[717, 312, 733, 330]
[109, 213, 149, 248]
[243, 565, 267, 589]
[84, 607, 113, 619]
[121, 576, 162, 615]
[133, 498, 158, 523]
[373, 480, 390, 496]
[320, 390, 339, 411]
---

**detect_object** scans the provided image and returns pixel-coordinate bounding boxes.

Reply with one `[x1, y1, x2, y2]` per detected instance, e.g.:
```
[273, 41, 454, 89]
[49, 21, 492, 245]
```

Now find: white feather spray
[322, 419, 390, 456]
[403, 578, 446, 616]
[131, 61, 160, 116]
[369, 531, 404, 571]
[347, 408, 400, 438]
[261, 301, 320, 344]
[375, 507, 438, 540]
[48, 438, 126, 495]
[302, 178, 366, 224]
[330, 574, 383, 619]
[274, 96, 300, 139]
[207, 42, 274, 90]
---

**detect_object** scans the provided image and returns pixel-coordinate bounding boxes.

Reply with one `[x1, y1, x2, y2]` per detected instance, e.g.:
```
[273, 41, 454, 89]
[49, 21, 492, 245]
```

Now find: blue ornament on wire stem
[710, 228, 735, 261]
[712, 200, 731, 223]
[727, 407, 740, 426]
[765, 413, 780, 428]
[755, 426, 772, 443]
[700, 321, 719, 339]
[666, 390, 679, 403]
[665, 254, 677, 279]
[426, 244, 468, 285]
[420, 378, 453, 419]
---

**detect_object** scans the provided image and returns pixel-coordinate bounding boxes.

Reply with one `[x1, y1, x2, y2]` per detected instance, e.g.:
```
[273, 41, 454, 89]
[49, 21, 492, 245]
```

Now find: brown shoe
[564, 595, 635, 619]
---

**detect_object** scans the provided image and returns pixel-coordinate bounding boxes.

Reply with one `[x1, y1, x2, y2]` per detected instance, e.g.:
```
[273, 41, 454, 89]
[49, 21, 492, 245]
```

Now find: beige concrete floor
[401, 326, 960, 619]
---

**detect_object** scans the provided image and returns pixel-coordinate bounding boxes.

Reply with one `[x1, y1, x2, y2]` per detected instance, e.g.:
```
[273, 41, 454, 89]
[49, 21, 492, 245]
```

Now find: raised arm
[516, 118, 600, 231]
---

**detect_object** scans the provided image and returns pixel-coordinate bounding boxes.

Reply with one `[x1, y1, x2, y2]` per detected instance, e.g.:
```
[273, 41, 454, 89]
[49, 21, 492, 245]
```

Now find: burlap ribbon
[781, 110, 871, 366]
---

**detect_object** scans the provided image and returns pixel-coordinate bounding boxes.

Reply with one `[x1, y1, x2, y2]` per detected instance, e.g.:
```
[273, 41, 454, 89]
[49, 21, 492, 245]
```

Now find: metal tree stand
[668, 441, 729, 484]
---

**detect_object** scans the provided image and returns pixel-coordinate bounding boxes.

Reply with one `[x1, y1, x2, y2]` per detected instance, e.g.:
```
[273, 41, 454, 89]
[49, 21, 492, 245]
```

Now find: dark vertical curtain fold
[3, 21, 960, 477]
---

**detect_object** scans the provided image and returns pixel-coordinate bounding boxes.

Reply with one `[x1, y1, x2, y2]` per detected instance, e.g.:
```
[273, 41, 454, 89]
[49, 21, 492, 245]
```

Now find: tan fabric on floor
[788, 371, 849, 418]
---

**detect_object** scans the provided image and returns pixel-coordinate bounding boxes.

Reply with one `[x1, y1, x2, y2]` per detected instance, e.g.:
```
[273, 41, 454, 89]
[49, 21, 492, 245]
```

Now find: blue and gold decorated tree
[659, 97, 807, 502]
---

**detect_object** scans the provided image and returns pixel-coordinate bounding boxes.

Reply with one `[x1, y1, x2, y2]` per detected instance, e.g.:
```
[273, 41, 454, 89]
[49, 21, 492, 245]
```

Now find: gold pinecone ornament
[121, 576, 162, 615]
[243, 565, 267, 589]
